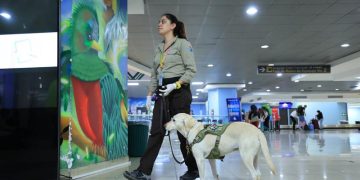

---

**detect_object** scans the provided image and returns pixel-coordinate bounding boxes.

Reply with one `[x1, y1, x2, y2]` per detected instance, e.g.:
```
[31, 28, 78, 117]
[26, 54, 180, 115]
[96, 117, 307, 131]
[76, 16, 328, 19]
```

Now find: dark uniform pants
[138, 79, 198, 175]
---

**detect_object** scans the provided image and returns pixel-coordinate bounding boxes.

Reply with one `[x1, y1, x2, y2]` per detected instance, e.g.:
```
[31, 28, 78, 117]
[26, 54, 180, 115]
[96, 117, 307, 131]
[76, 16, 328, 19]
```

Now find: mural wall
[60, 0, 128, 170]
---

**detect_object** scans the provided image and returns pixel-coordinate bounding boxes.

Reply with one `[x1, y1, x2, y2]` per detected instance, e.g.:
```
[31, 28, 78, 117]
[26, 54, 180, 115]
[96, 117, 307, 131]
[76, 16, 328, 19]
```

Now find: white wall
[348, 106, 360, 124]
[293, 102, 348, 125]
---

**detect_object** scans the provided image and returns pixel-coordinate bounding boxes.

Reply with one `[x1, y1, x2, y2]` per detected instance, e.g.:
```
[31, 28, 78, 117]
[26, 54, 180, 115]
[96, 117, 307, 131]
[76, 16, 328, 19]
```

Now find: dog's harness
[189, 124, 230, 159]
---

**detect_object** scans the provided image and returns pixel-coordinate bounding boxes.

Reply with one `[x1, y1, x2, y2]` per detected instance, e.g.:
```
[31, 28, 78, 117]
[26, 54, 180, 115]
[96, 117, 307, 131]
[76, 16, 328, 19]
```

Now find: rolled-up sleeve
[179, 40, 197, 83]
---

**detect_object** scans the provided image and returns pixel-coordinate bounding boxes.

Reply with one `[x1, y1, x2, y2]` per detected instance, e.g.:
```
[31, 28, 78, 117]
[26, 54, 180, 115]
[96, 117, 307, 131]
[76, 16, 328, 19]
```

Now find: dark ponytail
[162, 13, 187, 39]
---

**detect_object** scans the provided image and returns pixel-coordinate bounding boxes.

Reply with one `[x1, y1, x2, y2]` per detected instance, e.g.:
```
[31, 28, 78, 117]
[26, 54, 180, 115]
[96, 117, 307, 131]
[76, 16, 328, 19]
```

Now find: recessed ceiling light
[294, 79, 300, 83]
[192, 96, 199, 99]
[341, 43, 350, 47]
[226, 73, 232, 77]
[0, 12, 11, 19]
[261, 45, 269, 49]
[248, 81, 253, 85]
[317, 84, 322, 88]
[192, 81, 204, 85]
[335, 89, 339, 91]
[128, 82, 139, 86]
[243, 89, 247, 91]
[276, 73, 283, 77]
[275, 86, 280, 89]
[266, 89, 271, 92]
[246, 7, 258, 16]
[207, 64, 214, 67]
[300, 89, 304, 92]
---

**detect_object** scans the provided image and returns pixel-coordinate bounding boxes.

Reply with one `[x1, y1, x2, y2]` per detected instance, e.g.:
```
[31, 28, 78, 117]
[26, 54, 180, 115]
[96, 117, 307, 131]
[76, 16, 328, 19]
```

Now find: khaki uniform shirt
[148, 37, 197, 94]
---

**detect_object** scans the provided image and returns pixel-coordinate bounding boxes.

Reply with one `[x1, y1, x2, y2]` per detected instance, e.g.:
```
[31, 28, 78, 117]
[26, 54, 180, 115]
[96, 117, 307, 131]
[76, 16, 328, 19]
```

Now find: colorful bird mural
[60, 0, 128, 168]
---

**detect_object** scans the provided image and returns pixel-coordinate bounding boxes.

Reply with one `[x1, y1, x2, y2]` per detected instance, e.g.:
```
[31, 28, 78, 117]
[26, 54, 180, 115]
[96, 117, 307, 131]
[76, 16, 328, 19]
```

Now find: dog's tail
[258, 132, 276, 175]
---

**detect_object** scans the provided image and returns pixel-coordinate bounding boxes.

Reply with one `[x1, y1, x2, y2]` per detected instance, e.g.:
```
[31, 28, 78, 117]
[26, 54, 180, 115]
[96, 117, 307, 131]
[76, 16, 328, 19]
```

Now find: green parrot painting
[60, 0, 128, 162]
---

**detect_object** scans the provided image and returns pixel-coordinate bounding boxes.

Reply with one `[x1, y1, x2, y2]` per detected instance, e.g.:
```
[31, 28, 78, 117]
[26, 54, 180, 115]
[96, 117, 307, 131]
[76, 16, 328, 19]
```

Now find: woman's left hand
[159, 83, 176, 96]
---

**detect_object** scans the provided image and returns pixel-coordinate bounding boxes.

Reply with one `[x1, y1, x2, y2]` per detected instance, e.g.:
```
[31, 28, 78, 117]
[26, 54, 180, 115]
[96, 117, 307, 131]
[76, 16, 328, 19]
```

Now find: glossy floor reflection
[80, 129, 360, 180]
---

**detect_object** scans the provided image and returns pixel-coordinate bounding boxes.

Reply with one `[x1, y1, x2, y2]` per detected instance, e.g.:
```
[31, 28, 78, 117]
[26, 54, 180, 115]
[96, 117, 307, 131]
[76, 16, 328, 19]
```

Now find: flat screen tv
[279, 102, 293, 109]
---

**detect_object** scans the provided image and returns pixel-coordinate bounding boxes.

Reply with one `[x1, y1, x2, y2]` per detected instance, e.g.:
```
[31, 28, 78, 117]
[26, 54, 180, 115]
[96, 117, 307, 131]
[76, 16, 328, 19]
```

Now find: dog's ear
[183, 114, 195, 130]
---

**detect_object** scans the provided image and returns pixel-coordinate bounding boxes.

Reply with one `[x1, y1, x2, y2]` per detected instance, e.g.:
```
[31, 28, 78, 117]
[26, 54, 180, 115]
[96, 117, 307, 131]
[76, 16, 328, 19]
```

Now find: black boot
[179, 170, 199, 180]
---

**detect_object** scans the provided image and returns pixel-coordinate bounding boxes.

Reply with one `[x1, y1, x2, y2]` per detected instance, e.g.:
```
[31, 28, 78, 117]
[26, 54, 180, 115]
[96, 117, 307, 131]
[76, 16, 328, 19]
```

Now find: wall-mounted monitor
[0, 32, 57, 69]
[279, 102, 293, 109]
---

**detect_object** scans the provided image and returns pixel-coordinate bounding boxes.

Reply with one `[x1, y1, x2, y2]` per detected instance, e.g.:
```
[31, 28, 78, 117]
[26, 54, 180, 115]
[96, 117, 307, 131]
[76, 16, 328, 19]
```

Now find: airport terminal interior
[1, 0, 360, 179]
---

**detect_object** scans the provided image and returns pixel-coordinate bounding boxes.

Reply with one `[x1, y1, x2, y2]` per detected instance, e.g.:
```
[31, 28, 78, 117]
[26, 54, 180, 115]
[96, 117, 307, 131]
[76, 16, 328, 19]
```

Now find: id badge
[158, 71, 163, 86]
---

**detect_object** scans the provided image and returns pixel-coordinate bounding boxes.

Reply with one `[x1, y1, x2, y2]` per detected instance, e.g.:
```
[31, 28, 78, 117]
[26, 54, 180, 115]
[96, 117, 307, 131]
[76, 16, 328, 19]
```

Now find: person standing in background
[290, 109, 299, 131]
[316, 110, 324, 129]
[297, 105, 307, 129]
[248, 105, 260, 128]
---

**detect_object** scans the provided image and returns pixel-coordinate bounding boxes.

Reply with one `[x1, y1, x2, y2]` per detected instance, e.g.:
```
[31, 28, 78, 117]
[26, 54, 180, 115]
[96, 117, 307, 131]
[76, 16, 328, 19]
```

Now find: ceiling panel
[207, 5, 238, 17]
[179, 5, 208, 16]
[322, 3, 360, 15]
[300, 0, 337, 5]
[204, 16, 233, 25]
[128, 0, 360, 101]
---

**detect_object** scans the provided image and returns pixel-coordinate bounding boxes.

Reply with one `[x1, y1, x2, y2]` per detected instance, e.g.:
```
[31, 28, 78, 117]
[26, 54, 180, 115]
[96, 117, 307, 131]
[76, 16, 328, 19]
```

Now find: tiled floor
[80, 129, 360, 180]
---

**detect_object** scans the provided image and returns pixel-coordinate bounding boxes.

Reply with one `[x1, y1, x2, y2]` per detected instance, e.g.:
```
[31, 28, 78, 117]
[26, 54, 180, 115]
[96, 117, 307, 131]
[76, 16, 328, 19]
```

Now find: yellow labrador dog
[165, 113, 276, 180]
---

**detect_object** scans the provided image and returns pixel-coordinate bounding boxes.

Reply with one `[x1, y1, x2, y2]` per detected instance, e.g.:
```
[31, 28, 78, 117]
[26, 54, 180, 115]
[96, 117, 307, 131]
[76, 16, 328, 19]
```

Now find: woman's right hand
[146, 96, 152, 110]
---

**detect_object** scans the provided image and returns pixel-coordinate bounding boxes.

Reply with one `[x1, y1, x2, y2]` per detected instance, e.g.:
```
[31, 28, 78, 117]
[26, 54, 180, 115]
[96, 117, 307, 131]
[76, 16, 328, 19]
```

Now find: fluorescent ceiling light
[203, 83, 246, 92]
[207, 64, 214, 67]
[294, 79, 300, 83]
[196, 89, 204, 92]
[300, 89, 304, 92]
[0, 12, 11, 19]
[248, 81, 253, 85]
[276, 73, 283, 77]
[341, 43, 350, 47]
[261, 45, 269, 49]
[356, 76, 360, 79]
[226, 73, 232, 77]
[266, 89, 271, 92]
[196, 93, 199, 95]
[128, 82, 139, 86]
[246, 7, 258, 15]
[268, 63, 274, 66]
[335, 89, 339, 91]
[243, 89, 247, 91]
[192, 81, 204, 85]
[354, 83, 360, 90]
[192, 96, 199, 99]
[317, 84, 322, 88]
[275, 86, 280, 89]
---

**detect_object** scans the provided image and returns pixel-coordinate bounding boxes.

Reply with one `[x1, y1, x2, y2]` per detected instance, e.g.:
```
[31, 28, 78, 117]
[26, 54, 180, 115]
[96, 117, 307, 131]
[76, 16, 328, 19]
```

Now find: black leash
[166, 131, 190, 164]
[158, 86, 190, 165]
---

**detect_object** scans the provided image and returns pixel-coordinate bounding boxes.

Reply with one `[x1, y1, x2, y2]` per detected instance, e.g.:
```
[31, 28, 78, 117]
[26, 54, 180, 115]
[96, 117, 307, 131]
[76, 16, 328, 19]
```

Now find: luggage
[311, 119, 320, 129]
[304, 124, 310, 130]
